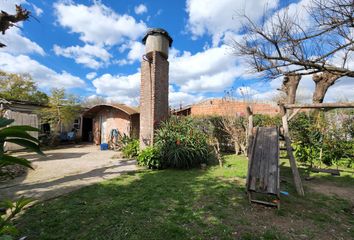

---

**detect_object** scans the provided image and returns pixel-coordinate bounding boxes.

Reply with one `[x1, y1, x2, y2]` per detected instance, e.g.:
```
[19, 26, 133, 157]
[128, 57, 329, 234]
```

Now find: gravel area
[0, 144, 137, 202]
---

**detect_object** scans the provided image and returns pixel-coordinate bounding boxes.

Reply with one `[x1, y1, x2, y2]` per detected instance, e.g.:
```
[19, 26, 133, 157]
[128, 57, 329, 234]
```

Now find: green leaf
[0, 119, 14, 128]
[0, 200, 14, 210]
[5, 139, 44, 155]
[0, 129, 39, 143]
[0, 155, 33, 169]
[2, 125, 40, 132]
[0, 233, 14, 240]
[14, 197, 32, 210]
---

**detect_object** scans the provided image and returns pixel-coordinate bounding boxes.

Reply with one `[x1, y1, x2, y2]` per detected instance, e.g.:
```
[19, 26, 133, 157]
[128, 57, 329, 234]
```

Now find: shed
[81, 104, 139, 144]
[0, 99, 42, 151]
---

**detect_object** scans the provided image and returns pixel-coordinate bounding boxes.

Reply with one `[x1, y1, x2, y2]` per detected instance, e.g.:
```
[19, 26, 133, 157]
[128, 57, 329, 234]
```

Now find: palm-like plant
[0, 117, 43, 169]
[0, 117, 43, 239]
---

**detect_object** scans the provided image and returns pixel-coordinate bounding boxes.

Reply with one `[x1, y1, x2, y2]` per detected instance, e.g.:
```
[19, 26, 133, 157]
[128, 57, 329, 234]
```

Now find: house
[0, 98, 87, 149]
[80, 104, 139, 145]
[173, 99, 279, 117]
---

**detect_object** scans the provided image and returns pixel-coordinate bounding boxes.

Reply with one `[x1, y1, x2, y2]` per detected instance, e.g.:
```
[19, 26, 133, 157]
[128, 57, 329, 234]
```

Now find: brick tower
[139, 28, 173, 148]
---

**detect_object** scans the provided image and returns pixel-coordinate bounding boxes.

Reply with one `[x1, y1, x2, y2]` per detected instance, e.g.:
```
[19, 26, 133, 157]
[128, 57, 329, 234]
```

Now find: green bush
[0, 197, 32, 239]
[253, 114, 281, 127]
[155, 116, 214, 169]
[137, 146, 161, 169]
[290, 111, 354, 167]
[122, 139, 139, 158]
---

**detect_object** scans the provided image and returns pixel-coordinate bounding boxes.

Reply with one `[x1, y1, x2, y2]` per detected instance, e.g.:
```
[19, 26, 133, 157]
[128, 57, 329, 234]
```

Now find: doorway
[82, 117, 93, 142]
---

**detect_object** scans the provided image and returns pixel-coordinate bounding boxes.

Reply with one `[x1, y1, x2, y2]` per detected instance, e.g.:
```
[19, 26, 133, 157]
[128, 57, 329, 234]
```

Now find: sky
[0, 0, 353, 107]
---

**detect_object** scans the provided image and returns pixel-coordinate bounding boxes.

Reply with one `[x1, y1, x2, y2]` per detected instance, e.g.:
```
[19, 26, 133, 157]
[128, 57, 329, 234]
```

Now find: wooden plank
[246, 128, 258, 190]
[284, 103, 354, 109]
[282, 112, 305, 196]
[248, 127, 280, 195]
[255, 127, 265, 190]
[311, 168, 340, 176]
[262, 128, 271, 192]
[249, 128, 261, 191]
[288, 107, 302, 121]
[267, 127, 279, 195]
[250, 199, 278, 208]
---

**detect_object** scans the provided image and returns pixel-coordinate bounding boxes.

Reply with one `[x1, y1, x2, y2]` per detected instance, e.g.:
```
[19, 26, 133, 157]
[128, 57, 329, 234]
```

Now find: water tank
[142, 28, 173, 59]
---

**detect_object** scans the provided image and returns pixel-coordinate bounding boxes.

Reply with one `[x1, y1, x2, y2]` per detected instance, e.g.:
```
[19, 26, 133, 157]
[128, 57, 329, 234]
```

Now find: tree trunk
[312, 72, 340, 103]
[280, 74, 302, 104]
[240, 142, 247, 156]
[234, 141, 240, 155]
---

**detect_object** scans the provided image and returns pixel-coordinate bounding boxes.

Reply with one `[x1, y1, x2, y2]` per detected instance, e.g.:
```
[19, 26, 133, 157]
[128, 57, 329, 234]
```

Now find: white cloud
[0, 52, 85, 89]
[251, 75, 354, 102]
[127, 41, 144, 63]
[53, 44, 111, 69]
[32, 4, 43, 16]
[91, 71, 207, 107]
[54, 1, 147, 46]
[186, 0, 279, 45]
[134, 4, 147, 15]
[0, 27, 45, 55]
[236, 86, 259, 96]
[113, 41, 144, 66]
[0, 1, 45, 56]
[0, 0, 27, 14]
[170, 45, 245, 93]
[86, 72, 97, 80]
[169, 89, 204, 108]
[92, 72, 141, 105]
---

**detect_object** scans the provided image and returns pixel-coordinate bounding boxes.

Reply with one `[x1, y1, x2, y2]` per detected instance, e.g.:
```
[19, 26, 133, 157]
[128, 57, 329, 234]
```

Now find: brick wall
[92, 107, 132, 144]
[140, 51, 169, 148]
[190, 99, 279, 116]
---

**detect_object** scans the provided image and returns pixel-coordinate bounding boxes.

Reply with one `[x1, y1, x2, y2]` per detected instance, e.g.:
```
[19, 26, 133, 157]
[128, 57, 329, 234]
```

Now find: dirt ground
[0, 144, 137, 202]
[307, 181, 354, 203]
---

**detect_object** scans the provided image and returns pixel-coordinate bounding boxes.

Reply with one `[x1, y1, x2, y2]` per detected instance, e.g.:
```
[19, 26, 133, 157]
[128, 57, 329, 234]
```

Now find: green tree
[0, 72, 48, 105]
[39, 89, 81, 133]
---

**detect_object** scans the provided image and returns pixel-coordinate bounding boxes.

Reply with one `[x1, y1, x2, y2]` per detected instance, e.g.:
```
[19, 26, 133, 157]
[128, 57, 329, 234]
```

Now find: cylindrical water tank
[142, 28, 173, 59]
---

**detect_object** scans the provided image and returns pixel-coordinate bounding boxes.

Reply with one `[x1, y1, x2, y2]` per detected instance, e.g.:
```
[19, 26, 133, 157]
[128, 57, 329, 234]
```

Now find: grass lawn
[16, 155, 353, 240]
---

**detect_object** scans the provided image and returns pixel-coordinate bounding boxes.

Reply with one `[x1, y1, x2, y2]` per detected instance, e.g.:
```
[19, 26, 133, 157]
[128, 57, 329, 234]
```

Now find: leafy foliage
[0, 72, 48, 105]
[38, 88, 81, 133]
[0, 197, 32, 240]
[155, 116, 214, 169]
[122, 139, 139, 158]
[137, 146, 161, 169]
[0, 118, 42, 172]
[0, 117, 42, 239]
[290, 111, 354, 167]
[253, 114, 282, 127]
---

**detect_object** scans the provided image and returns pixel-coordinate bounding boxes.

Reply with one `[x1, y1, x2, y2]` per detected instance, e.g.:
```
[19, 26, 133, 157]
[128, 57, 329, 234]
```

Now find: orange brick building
[174, 99, 279, 116]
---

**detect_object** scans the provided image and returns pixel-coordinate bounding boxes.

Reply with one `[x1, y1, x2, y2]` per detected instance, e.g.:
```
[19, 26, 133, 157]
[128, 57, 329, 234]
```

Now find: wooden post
[246, 106, 253, 157]
[246, 106, 254, 190]
[280, 105, 305, 196]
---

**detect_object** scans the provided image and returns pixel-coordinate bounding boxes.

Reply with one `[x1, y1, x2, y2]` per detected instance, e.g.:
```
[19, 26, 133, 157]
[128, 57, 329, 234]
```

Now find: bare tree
[279, 74, 302, 105]
[0, 5, 30, 47]
[233, 0, 354, 103]
[219, 113, 247, 155]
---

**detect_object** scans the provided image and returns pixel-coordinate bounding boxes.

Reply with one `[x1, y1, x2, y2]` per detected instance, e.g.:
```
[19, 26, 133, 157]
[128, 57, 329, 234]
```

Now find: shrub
[253, 114, 281, 127]
[155, 116, 214, 169]
[137, 146, 161, 169]
[0, 197, 32, 239]
[290, 111, 354, 167]
[122, 139, 139, 158]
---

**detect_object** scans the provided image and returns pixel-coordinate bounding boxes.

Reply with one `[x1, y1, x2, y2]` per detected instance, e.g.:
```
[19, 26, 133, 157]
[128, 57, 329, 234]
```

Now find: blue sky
[0, 0, 353, 107]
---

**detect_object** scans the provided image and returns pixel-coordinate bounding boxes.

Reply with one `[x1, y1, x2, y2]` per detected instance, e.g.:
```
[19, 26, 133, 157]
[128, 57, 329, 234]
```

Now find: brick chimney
[139, 28, 173, 149]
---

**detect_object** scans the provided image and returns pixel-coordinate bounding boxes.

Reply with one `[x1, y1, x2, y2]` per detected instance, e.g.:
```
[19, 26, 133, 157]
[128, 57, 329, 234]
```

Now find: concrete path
[0, 144, 137, 202]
